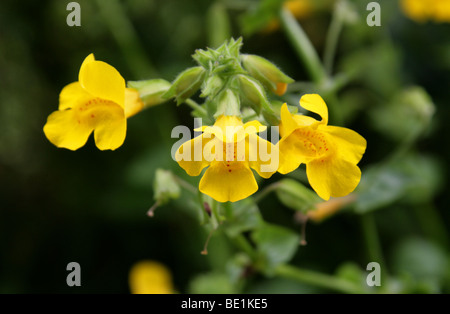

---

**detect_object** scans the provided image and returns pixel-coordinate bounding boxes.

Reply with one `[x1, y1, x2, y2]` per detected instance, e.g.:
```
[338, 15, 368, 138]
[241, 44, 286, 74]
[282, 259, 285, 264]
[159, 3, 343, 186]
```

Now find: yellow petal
[93, 111, 126, 151]
[199, 161, 258, 202]
[243, 120, 267, 135]
[203, 116, 247, 143]
[45, 98, 126, 151]
[277, 128, 317, 174]
[247, 133, 278, 178]
[323, 125, 366, 164]
[124, 88, 144, 118]
[292, 115, 317, 127]
[194, 125, 208, 132]
[175, 134, 213, 176]
[79, 54, 126, 108]
[300, 94, 328, 125]
[400, 0, 429, 22]
[306, 157, 362, 201]
[82, 53, 95, 65]
[59, 82, 91, 110]
[43, 109, 94, 150]
[279, 103, 298, 137]
[129, 261, 173, 294]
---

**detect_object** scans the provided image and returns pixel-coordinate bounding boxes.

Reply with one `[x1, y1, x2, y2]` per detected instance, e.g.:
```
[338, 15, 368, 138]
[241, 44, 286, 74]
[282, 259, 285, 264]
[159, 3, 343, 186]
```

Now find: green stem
[275, 264, 363, 294]
[211, 199, 221, 225]
[413, 203, 449, 247]
[280, 8, 327, 86]
[360, 213, 387, 277]
[322, 90, 344, 126]
[173, 175, 198, 195]
[223, 202, 234, 220]
[185, 99, 208, 117]
[95, 0, 158, 78]
[323, 0, 344, 75]
[232, 234, 257, 260]
[280, 7, 344, 126]
[252, 182, 281, 204]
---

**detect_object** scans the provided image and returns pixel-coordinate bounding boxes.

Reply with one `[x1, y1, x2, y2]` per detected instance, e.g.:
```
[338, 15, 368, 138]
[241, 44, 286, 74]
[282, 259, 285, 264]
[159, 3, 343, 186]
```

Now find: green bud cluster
[163, 38, 294, 123]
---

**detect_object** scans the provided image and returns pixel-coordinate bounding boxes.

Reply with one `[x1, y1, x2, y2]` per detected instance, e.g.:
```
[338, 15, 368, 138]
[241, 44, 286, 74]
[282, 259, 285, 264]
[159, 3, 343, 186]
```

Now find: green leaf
[222, 199, 263, 237]
[252, 223, 300, 274]
[370, 86, 435, 142]
[240, 0, 285, 35]
[188, 272, 237, 294]
[391, 237, 449, 293]
[355, 154, 443, 213]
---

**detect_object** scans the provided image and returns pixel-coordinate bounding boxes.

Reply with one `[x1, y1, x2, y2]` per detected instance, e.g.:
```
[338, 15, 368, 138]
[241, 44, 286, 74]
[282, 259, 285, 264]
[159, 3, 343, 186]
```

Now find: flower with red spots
[278, 94, 366, 200]
[43, 54, 143, 150]
[175, 115, 278, 202]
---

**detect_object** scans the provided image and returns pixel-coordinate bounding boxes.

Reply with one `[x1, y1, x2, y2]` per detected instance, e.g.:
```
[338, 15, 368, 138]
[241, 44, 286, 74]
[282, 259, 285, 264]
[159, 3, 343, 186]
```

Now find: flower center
[214, 140, 247, 172]
[79, 97, 117, 112]
[294, 128, 331, 159]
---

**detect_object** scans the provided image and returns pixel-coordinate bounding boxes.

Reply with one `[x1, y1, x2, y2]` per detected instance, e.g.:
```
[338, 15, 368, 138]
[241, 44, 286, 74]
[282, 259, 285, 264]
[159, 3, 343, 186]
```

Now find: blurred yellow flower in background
[43, 54, 143, 151]
[263, 0, 314, 32]
[307, 194, 357, 222]
[129, 260, 174, 294]
[400, 0, 450, 23]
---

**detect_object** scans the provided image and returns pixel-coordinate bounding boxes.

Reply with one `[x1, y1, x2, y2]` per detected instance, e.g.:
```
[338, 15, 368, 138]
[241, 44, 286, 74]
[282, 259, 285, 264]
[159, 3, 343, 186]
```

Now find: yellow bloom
[43, 54, 143, 151]
[176, 116, 278, 202]
[400, 0, 450, 23]
[278, 94, 366, 200]
[433, 0, 450, 22]
[129, 260, 174, 294]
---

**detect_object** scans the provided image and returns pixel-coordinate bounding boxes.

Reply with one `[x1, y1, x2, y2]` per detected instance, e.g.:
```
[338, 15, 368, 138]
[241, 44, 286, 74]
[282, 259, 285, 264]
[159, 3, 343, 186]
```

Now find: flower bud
[201, 75, 224, 99]
[235, 75, 279, 124]
[153, 169, 181, 205]
[163, 66, 206, 105]
[215, 89, 241, 118]
[128, 79, 171, 109]
[275, 178, 321, 213]
[371, 86, 435, 141]
[307, 194, 356, 223]
[241, 54, 294, 96]
[235, 74, 269, 114]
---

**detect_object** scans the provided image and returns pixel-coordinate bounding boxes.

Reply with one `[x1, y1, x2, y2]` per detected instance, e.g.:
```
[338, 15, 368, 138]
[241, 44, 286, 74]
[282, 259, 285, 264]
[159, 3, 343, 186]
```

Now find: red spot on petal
[228, 169, 231, 172]
[91, 114, 95, 118]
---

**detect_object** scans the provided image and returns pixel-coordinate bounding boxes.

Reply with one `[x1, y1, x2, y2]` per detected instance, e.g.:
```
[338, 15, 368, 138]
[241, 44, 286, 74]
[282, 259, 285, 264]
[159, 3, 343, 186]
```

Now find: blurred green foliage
[0, 0, 449, 293]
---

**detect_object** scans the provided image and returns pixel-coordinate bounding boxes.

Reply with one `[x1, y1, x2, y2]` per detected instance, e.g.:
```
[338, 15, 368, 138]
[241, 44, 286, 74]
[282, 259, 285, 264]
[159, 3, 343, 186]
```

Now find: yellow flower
[129, 260, 174, 294]
[176, 116, 278, 202]
[400, 0, 450, 23]
[43, 54, 144, 151]
[278, 94, 366, 200]
[433, 0, 450, 22]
